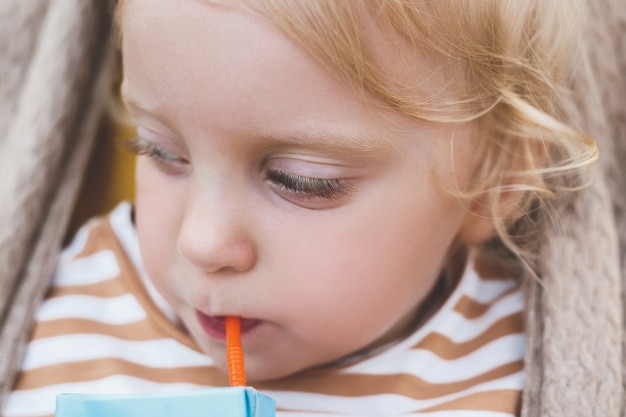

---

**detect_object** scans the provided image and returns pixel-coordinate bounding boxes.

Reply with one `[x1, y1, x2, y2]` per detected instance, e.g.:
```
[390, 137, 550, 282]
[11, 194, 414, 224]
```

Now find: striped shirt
[3, 202, 525, 417]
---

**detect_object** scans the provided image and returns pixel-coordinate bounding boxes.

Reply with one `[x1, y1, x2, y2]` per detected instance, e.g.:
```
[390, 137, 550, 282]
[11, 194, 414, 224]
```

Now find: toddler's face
[122, 0, 484, 381]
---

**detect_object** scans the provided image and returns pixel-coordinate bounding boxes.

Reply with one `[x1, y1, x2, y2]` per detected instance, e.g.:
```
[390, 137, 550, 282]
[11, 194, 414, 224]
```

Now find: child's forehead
[121, 2, 439, 154]
[121, 0, 468, 121]
[215, 0, 470, 121]
[121, 0, 463, 137]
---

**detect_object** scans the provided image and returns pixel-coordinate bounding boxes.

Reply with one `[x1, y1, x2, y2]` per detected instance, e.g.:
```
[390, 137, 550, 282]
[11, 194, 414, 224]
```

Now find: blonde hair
[116, 0, 598, 261]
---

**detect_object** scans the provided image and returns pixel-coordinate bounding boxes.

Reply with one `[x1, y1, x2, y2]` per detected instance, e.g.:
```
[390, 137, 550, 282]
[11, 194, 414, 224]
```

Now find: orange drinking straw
[225, 316, 247, 386]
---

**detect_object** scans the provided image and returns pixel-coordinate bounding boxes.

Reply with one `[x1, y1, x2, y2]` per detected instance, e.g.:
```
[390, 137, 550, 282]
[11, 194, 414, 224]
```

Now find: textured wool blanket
[0, 1, 624, 416]
[0, 0, 116, 405]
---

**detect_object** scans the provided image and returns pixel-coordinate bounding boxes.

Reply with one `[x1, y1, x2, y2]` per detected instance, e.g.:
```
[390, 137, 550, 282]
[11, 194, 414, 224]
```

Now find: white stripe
[344, 334, 524, 381]
[266, 372, 523, 417]
[2, 376, 208, 417]
[433, 291, 523, 344]
[399, 261, 519, 351]
[53, 250, 120, 287]
[461, 271, 517, 304]
[35, 294, 146, 324]
[400, 289, 523, 352]
[21, 334, 213, 370]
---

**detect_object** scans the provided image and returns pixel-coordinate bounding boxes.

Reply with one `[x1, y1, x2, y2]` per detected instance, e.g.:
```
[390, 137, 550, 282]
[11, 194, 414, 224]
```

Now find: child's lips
[196, 311, 261, 340]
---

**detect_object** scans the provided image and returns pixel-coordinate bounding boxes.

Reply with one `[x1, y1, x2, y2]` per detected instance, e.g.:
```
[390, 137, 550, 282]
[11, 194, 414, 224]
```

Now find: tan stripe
[411, 312, 524, 360]
[454, 295, 491, 320]
[48, 279, 128, 298]
[70, 218, 113, 260]
[418, 389, 521, 414]
[453, 286, 521, 319]
[473, 252, 520, 281]
[30, 318, 165, 341]
[258, 360, 523, 400]
[12, 358, 228, 391]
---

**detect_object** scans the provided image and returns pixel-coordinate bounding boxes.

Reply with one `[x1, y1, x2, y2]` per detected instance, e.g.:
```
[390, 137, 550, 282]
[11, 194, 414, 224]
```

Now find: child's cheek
[134, 159, 187, 301]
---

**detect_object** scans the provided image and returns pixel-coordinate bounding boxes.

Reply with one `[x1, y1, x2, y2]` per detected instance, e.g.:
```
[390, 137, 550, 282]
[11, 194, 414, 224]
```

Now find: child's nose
[176, 193, 257, 274]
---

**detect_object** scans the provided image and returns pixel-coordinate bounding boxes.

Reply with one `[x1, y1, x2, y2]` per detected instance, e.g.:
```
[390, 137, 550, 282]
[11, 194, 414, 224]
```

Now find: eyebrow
[258, 126, 397, 160]
[122, 87, 397, 160]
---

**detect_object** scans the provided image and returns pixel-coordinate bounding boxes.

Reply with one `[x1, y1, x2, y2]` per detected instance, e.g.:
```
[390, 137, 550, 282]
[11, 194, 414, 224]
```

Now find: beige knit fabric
[0, 0, 624, 415]
[521, 0, 626, 415]
[0, 0, 117, 407]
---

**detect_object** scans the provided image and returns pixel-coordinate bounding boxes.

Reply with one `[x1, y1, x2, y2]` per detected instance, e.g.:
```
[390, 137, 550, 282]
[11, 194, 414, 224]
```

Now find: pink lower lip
[196, 312, 261, 340]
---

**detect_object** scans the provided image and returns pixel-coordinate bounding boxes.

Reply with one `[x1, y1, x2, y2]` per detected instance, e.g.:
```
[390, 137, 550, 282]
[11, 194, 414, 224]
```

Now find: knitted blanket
[0, 0, 624, 416]
[521, 0, 626, 415]
[0, 0, 116, 405]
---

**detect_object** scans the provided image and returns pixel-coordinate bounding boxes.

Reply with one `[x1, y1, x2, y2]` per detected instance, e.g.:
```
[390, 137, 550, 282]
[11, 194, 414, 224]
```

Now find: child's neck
[322, 246, 470, 368]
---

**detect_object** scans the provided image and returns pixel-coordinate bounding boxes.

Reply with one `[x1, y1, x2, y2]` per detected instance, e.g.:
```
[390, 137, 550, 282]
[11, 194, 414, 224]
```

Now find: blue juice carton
[55, 387, 275, 417]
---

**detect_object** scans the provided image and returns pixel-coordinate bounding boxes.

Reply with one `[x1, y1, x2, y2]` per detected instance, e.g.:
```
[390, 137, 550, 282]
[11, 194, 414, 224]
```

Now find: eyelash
[125, 137, 186, 164]
[266, 169, 350, 200]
